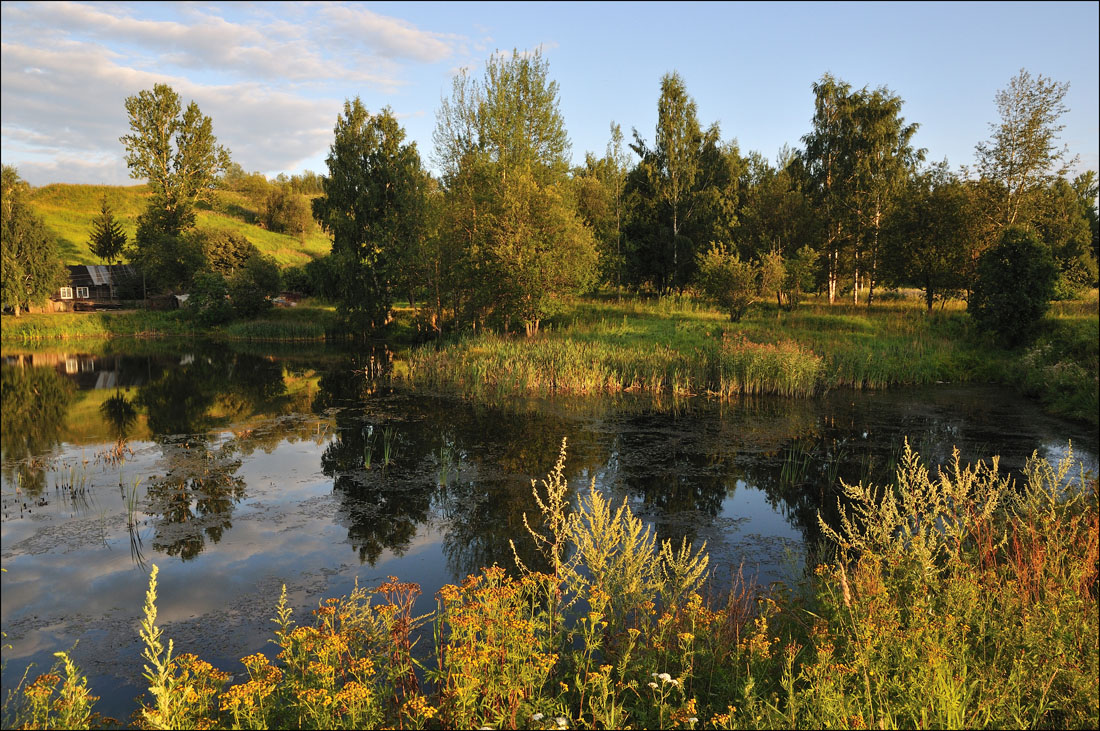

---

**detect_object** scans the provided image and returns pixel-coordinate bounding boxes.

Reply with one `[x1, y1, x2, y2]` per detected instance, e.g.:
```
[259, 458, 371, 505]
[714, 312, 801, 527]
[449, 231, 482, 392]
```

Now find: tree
[1, 166, 65, 316]
[197, 229, 259, 276]
[313, 100, 427, 331]
[847, 87, 923, 305]
[883, 164, 975, 311]
[781, 245, 820, 311]
[969, 226, 1057, 346]
[120, 84, 231, 215]
[128, 206, 204, 292]
[1033, 177, 1097, 296]
[228, 253, 281, 319]
[88, 196, 128, 264]
[802, 73, 856, 304]
[695, 243, 759, 322]
[433, 49, 597, 334]
[263, 186, 312, 239]
[974, 69, 1077, 233]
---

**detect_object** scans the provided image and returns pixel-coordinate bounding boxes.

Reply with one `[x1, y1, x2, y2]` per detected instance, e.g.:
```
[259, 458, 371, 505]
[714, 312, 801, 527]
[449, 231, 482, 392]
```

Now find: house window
[59, 287, 73, 299]
[76, 286, 90, 299]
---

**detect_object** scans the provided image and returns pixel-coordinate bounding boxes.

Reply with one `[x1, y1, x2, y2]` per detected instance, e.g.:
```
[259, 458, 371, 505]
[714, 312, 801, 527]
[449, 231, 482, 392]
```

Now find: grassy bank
[5, 440, 1096, 730]
[1, 303, 337, 345]
[404, 293, 1099, 425]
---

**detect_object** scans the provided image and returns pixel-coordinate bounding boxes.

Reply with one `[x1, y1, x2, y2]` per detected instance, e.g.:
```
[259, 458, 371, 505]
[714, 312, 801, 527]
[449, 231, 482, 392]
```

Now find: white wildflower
[648, 681, 659, 689]
[658, 672, 672, 683]
[530, 713, 545, 722]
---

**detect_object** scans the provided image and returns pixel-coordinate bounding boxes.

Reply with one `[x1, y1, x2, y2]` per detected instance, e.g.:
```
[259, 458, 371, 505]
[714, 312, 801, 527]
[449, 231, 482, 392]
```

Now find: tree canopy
[1, 166, 65, 316]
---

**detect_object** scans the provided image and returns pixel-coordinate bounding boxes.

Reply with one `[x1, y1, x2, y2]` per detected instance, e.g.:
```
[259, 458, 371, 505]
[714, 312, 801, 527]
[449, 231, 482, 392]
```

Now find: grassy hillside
[27, 183, 332, 267]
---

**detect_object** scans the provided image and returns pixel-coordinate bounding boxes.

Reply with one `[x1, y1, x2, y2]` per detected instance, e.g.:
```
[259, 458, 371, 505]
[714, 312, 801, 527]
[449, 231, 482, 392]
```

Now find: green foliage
[695, 242, 761, 321]
[969, 226, 1058, 345]
[228, 254, 282, 319]
[263, 186, 313, 239]
[975, 69, 1076, 232]
[188, 272, 234, 326]
[199, 227, 259, 276]
[781, 246, 820, 311]
[129, 204, 203, 293]
[1, 166, 66, 315]
[313, 100, 426, 332]
[883, 165, 976, 310]
[432, 49, 598, 335]
[87, 195, 127, 264]
[120, 83, 231, 215]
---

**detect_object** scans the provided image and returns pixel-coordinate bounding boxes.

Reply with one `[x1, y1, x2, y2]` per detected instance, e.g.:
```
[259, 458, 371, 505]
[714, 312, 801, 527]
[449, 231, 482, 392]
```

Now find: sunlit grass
[26, 183, 330, 267]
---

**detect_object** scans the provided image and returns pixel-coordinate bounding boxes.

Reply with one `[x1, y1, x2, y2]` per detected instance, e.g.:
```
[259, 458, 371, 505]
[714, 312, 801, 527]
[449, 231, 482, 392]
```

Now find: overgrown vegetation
[5, 440, 1096, 729]
[403, 292, 1099, 425]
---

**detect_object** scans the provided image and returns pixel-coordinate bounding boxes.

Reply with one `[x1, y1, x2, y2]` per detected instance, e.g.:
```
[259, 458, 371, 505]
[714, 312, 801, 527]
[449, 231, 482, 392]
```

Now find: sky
[1, 1, 1097, 188]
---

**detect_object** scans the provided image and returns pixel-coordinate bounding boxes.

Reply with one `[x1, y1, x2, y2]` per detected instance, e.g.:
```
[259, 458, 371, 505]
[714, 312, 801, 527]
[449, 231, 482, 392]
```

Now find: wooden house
[51, 265, 139, 311]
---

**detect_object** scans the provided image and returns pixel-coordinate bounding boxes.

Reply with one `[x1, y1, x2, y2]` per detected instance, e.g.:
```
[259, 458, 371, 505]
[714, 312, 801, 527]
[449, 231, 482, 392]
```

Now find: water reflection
[2, 344, 1097, 574]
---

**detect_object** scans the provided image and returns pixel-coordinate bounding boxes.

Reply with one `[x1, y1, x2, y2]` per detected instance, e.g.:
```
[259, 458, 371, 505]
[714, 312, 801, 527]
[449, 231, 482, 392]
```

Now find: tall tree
[1, 166, 65, 316]
[313, 100, 428, 331]
[120, 84, 231, 215]
[433, 49, 596, 334]
[883, 163, 975, 311]
[655, 72, 701, 282]
[802, 73, 856, 304]
[974, 69, 1077, 233]
[847, 86, 923, 305]
[88, 196, 127, 264]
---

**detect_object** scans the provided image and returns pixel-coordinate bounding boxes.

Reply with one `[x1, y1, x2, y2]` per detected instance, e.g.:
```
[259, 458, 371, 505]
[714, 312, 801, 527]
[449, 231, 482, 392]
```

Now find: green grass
[26, 183, 331, 267]
[6, 440, 1097, 730]
[403, 292, 1098, 425]
[0, 310, 195, 343]
[1, 303, 338, 344]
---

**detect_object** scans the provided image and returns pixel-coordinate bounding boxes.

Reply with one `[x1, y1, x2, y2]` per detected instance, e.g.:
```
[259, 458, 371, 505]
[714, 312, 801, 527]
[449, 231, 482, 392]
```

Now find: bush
[695, 243, 758, 321]
[969, 226, 1058, 346]
[187, 273, 233, 326]
[228, 254, 281, 319]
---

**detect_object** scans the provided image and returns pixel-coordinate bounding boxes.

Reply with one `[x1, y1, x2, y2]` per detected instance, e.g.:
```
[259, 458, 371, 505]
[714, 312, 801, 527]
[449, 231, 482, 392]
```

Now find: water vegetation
[405, 292, 1099, 425]
[3, 440, 1096, 730]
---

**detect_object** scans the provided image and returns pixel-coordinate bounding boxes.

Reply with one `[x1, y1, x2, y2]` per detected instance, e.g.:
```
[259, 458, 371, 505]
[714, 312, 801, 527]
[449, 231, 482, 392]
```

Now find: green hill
[27, 183, 332, 267]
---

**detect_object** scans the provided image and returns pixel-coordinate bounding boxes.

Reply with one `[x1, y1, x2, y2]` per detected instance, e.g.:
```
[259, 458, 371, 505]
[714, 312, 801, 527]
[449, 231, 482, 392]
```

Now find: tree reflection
[144, 437, 246, 560]
[1, 363, 76, 494]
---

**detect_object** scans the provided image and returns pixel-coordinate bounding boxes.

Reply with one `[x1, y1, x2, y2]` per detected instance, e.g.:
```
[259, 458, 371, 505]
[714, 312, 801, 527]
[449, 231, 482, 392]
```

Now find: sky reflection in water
[2, 342, 1096, 721]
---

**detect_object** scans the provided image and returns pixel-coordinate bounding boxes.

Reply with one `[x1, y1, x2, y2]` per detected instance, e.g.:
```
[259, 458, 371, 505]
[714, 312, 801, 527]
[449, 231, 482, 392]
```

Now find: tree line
[3, 57, 1097, 340]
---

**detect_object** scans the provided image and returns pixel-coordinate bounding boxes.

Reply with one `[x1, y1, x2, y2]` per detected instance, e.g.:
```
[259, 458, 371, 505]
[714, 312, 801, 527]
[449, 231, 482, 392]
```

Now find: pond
[2, 340, 1097, 722]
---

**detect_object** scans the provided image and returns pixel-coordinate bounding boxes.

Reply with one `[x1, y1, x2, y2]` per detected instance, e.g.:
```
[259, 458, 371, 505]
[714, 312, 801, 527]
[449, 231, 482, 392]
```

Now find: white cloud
[0, 2, 468, 184]
[319, 4, 464, 63]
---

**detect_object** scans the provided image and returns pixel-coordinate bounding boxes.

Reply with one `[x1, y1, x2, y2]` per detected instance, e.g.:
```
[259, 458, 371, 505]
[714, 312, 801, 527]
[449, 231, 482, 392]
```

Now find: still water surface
[2, 341, 1096, 721]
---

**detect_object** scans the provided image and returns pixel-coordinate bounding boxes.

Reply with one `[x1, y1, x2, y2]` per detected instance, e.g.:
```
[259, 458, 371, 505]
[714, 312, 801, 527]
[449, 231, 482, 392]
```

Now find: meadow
[4, 440, 1096, 730]
[25, 184, 330, 267]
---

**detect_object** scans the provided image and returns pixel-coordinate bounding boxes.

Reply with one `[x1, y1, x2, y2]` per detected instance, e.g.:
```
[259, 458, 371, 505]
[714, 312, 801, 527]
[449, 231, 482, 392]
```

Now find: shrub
[229, 254, 281, 319]
[969, 226, 1058, 345]
[188, 272, 233, 326]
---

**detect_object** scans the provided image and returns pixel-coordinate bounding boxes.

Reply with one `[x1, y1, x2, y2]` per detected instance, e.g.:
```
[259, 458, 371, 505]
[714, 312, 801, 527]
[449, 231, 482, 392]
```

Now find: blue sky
[1, 1, 1097, 187]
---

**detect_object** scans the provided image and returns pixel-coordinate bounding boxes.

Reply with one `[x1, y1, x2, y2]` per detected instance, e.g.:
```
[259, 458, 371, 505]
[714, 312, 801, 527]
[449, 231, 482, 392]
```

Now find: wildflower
[648, 682, 659, 689]
[689, 717, 699, 723]
[555, 717, 568, 728]
[669, 678, 680, 686]
[658, 672, 672, 683]
[531, 712, 545, 721]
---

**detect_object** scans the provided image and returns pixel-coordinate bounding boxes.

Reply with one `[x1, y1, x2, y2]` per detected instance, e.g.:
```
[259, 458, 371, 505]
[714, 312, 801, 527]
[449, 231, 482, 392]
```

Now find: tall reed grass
[6, 438, 1097, 730]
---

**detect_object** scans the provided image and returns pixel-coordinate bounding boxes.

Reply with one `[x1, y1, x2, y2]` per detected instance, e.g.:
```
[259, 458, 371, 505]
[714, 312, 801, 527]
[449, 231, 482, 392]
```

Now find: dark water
[2, 341, 1096, 722]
